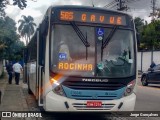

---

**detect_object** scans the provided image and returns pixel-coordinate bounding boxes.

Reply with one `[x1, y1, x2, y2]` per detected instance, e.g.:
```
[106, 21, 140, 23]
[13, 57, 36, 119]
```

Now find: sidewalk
[0, 73, 29, 111]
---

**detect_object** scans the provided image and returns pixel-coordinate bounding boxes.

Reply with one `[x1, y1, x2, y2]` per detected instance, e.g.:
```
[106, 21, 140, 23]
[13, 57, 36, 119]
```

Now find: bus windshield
[97, 29, 135, 78]
[51, 24, 135, 78]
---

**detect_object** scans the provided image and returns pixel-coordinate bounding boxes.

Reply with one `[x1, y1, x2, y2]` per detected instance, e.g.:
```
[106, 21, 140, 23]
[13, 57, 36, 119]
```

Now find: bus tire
[141, 76, 148, 86]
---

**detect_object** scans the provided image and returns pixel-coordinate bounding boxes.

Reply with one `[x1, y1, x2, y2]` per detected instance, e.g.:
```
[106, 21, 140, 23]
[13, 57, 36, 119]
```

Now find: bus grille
[72, 103, 115, 110]
[62, 81, 125, 90]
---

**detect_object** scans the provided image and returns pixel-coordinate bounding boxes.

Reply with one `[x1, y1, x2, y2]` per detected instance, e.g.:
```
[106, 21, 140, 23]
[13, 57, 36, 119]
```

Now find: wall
[138, 51, 160, 72]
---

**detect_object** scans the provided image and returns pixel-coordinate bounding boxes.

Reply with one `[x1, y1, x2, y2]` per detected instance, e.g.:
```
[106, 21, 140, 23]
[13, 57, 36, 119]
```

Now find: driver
[59, 40, 72, 61]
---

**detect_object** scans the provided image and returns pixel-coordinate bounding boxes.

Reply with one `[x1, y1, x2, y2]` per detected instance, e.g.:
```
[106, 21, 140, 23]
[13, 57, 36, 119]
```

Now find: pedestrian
[12, 61, 23, 85]
[6, 61, 13, 84]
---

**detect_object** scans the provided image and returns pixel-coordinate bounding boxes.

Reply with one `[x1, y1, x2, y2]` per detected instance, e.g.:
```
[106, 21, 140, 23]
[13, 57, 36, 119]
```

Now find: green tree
[13, 0, 27, 9]
[134, 17, 160, 52]
[141, 20, 160, 50]
[0, 0, 27, 18]
[142, 20, 160, 62]
[0, 16, 25, 60]
[18, 15, 36, 45]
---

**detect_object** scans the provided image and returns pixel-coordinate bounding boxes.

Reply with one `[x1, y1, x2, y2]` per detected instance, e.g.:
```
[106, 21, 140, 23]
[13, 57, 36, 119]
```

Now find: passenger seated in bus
[59, 40, 72, 61]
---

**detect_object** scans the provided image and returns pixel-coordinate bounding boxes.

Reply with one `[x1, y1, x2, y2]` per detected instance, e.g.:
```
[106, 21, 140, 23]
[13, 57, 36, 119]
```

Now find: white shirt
[13, 63, 22, 73]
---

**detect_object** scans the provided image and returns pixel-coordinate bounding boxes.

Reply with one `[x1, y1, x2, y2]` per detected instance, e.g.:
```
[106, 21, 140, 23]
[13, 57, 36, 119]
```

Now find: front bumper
[44, 91, 136, 112]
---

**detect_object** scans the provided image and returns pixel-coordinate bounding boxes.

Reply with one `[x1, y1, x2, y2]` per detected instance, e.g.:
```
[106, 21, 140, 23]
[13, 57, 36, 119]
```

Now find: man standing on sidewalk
[13, 61, 23, 85]
[6, 61, 13, 84]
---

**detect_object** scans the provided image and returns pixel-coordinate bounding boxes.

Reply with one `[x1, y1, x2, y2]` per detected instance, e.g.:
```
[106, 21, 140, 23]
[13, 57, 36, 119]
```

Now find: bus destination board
[59, 10, 126, 25]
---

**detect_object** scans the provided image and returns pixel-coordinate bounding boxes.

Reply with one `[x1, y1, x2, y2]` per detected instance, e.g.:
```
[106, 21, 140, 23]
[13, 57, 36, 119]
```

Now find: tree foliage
[0, 16, 25, 60]
[13, 0, 27, 9]
[0, 0, 8, 17]
[134, 17, 160, 51]
[18, 15, 36, 45]
[0, 0, 28, 18]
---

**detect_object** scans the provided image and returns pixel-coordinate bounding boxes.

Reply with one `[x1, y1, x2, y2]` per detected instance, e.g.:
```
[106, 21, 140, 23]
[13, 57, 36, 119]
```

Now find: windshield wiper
[102, 26, 117, 49]
[101, 26, 117, 61]
[70, 22, 90, 60]
[70, 22, 90, 47]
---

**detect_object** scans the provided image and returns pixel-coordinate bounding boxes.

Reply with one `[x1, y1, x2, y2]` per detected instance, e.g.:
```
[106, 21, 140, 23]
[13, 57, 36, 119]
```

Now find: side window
[154, 65, 160, 71]
[28, 34, 37, 62]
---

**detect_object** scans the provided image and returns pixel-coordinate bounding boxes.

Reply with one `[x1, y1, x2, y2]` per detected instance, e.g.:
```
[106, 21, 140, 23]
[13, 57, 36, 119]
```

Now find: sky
[4, 0, 160, 42]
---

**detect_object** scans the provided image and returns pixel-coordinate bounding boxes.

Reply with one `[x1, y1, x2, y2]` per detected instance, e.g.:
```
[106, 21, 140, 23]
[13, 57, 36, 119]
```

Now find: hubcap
[142, 77, 146, 85]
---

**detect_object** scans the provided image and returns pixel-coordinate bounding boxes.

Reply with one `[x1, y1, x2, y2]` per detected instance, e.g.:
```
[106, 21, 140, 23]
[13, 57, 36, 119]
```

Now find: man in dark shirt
[6, 61, 13, 84]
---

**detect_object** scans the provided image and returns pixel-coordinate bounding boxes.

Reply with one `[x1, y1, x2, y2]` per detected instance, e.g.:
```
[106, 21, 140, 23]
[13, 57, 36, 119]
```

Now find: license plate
[87, 101, 102, 107]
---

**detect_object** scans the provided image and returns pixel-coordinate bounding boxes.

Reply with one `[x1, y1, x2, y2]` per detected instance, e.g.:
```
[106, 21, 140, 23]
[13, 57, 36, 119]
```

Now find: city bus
[24, 5, 138, 112]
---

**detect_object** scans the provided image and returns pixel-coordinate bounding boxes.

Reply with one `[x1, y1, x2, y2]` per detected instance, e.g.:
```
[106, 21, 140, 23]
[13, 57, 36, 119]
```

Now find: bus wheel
[141, 76, 148, 86]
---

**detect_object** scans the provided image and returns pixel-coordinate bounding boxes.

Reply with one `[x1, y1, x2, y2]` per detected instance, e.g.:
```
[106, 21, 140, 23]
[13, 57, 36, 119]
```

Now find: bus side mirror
[136, 33, 140, 46]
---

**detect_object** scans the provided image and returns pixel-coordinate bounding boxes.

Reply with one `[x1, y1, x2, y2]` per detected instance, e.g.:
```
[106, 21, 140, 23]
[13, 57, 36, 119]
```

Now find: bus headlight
[53, 85, 66, 96]
[123, 80, 136, 96]
[50, 77, 66, 96]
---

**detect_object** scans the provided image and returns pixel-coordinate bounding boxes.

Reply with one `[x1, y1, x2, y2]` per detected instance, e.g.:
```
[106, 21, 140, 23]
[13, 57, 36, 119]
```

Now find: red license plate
[87, 101, 102, 107]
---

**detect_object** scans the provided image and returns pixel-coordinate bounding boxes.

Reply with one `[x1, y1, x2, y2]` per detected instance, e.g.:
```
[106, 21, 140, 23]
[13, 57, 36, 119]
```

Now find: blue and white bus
[25, 5, 138, 111]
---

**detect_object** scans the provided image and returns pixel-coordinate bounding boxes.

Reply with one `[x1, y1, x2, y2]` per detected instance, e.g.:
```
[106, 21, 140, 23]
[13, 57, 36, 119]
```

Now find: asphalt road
[135, 78, 160, 111]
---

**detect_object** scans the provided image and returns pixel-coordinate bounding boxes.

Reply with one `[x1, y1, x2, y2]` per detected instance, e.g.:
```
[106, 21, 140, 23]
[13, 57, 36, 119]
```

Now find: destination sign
[59, 10, 126, 25]
[58, 62, 93, 71]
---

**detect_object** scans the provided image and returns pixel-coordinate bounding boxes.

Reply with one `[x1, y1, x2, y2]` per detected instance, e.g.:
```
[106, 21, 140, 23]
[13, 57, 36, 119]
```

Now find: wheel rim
[142, 77, 146, 85]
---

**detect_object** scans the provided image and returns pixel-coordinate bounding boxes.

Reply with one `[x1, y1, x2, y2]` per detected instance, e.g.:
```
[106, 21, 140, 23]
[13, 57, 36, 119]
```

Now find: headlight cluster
[52, 85, 66, 96]
[50, 77, 65, 96]
[124, 80, 136, 96]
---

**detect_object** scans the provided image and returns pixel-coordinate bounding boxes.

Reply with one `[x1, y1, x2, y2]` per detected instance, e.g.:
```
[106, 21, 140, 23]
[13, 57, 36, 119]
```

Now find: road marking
[138, 85, 160, 90]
